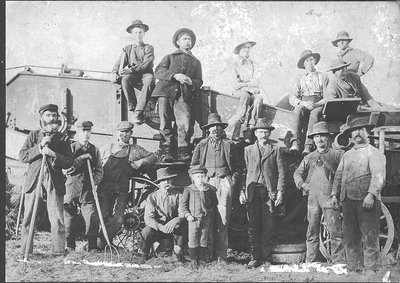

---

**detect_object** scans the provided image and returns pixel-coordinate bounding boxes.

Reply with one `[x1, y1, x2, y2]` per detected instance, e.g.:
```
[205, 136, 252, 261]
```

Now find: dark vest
[204, 140, 230, 177]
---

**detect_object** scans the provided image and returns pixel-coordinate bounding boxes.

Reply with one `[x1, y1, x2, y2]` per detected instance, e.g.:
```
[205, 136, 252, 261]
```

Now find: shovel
[86, 159, 120, 262]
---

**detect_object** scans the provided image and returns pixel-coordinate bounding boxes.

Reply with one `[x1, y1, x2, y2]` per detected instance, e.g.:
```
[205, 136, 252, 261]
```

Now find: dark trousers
[121, 73, 155, 112]
[64, 181, 99, 249]
[247, 185, 274, 261]
[158, 96, 191, 148]
[342, 198, 381, 271]
[98, 185, 129, 245]
[140, 224, 186, 254]
[292, 105, 323, 145]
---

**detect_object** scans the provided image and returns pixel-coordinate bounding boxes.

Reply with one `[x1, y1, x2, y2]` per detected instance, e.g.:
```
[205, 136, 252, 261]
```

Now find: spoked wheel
[319, 202, 395, 262]
[115, 177, 160, 252]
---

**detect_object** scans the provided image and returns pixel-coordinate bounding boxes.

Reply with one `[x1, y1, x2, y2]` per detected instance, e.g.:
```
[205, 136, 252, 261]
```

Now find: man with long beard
[191, 113, 239, 263]
[19, 104, 74, 256]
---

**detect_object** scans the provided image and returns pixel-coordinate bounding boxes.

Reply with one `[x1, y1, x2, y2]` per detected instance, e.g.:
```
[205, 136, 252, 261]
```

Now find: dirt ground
[5, 232, 400, 282]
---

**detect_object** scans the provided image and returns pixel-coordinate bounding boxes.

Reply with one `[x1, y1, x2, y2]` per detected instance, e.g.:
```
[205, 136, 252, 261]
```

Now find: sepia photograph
[5, 1, 400, 282]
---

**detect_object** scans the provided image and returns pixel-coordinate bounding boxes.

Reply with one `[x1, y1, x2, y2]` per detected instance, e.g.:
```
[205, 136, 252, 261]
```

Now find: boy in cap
[331, 115, 386, 275]
[324, 59, 381, 110]
[332, 31, 374, 77]
[239, 118, 286, 268]
[140, 167, 186, 263]
[63, 121, 104, 253]
[191, 113, 240, 263]
[151, 28, 203, 163]
[19, 104, 74, 256]
[289, 50, 329, 156]
[230, 40, 270, 141]
[293, 121, 344, 263]
[97, 121, 157, 249]
[111, 20, 156, 124]
[180, 165, 218, 268]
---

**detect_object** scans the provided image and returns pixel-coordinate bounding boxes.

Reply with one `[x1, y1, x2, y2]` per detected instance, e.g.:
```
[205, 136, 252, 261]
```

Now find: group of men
[18, 20, 387, 274]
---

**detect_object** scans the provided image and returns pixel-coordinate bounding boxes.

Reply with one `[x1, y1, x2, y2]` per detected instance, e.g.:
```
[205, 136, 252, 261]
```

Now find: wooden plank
[381, 196, 400, 203]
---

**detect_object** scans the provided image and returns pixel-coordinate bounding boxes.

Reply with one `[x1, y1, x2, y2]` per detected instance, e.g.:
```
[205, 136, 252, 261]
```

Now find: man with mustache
[190, 113, 240, 263]
[293, 121, 345, 263]
[239, 118, 286, 268]
[324, 59, 381, 111]
[151, 28, 203, 163]
[19, 104, 74, 256]
[331, 115, 386, 275]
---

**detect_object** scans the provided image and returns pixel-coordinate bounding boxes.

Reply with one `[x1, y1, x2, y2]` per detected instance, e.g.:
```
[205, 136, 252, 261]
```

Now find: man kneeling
[140, 167, 186, 262]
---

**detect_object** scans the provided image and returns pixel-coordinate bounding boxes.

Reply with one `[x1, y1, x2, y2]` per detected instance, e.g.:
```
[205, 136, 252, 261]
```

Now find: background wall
[6, 1, 400, 106]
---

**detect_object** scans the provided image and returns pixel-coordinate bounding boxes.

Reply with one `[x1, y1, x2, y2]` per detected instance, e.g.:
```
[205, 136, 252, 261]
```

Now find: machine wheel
[319, 202, 395, 262]
[115, 177, 161, 252]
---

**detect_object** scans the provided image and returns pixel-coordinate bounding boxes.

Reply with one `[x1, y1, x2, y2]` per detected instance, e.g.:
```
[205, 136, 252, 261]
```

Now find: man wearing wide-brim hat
[19, 103, 75, 256]
[288, 50, 329, 156]
[230, 39, 271, 141]
[332, 30, 374, 77]
[64, 120, 104, 253]
[140, 167, 187, 263]
[152, 28, 203, 163]
[331, 114, 385, 274]
[293, 121, 345, 263]
[111, 19, 156, 125]
[96, 120, 157, 250]
[324, 59, 381, 111]
[191, 113, 241, 263]
[239, 118, 286, 268]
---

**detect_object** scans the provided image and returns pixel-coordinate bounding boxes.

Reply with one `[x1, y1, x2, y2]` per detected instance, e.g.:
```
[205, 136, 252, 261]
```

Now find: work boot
[132, 111, 145, 125]
[247, 259, 261, 269]
[302, 144, 313, 156]
[231, 121, 242, 141]
[177, 147, 191, 163]
[188, 248, 199, 269]
[140, 252, 151, 264]
[289, 140, 300, 153]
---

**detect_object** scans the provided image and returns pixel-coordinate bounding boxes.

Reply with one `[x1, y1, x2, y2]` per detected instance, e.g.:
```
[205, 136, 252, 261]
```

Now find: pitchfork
[86, 159, 120, 263]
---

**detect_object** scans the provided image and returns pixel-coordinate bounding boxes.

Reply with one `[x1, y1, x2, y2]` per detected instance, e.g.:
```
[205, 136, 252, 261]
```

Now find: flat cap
[189, 165, 208, 175]
[39, 104, 58, 114]
[77, 120, 93, 130]
[116, 121, 134, 131]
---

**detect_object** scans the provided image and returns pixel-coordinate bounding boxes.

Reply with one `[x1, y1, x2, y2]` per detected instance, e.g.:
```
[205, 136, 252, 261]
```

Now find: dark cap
[155, 167, 178, 183]
[116, 121, 134, 131]
[189, 165, 208, 175]
[39, 104, 58, 114]
[77, 120, 93, 130]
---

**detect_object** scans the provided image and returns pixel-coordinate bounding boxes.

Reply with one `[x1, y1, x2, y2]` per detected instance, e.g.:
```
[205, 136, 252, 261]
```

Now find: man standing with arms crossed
[331, 115, 386, 275]
[293, 121, 344, 263]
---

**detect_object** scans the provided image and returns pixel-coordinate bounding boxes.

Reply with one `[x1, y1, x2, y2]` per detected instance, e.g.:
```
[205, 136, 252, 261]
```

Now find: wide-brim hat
[342, 114, 375, 138]
[297, 50, 321, 69]
[327, 59, 351, 72]
[332, 31, 353, 47]
[252, 118, 275, 131]
[39, 104, 58, 114]
[126, 20, 149, 33]
[201, 113, 228, 130]
[189, 165, 208, 175]
[233, 41, 256, 55]
[154, 167, 178, 183]
[173, 28, 196, 49]
[117, 121, 134, 131]
[307, 121, 333, 138]
[77, 120, 93, 131]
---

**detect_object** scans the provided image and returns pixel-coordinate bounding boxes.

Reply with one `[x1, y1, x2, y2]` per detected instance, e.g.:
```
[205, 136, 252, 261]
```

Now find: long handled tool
[87, 159, 120, 262]
[14, 170, 28, 239]
[23, 154, 47, 261]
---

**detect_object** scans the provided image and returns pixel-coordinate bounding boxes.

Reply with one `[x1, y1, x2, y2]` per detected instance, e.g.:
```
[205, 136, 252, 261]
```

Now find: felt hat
[233, 40, 256, 55]
[327, 59, 351, 72]
[126, 20, 149, 33]
[155, 167, 178, 183]
[173, 28, 196, 49]
[332, 31, 353, 47]
[116, 121, 134, 131]
[189, 165, 208, 175]
[39, 104, 58, 114]
[307, 121, 333, 138]
[77, 120, 93, 131]
[342, 114, 375, 138]
[297, 50, 321, 69]
[252, 118, 275, 131]
[201, 113, 228, 130]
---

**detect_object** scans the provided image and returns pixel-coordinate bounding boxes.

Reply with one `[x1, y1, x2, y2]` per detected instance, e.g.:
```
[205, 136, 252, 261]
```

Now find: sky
[6, 1, 400, 106]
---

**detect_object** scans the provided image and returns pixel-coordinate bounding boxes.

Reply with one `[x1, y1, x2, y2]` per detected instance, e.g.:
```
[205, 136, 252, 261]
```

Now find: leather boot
[289, 140, 300, 153]
[302, 144, 313, 156]
[188, 247, 199, 269]
[132, 111, 145, 125]
[232, 121, 242, 141]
